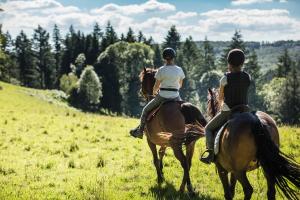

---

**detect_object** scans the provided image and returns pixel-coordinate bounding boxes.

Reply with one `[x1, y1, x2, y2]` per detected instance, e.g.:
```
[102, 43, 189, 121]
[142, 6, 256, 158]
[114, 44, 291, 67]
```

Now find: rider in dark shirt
[200, 49, 251, 164]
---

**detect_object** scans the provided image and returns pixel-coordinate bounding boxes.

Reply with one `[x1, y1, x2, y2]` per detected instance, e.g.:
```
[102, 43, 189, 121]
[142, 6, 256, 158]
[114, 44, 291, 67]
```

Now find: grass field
[0, 81, 299, 200]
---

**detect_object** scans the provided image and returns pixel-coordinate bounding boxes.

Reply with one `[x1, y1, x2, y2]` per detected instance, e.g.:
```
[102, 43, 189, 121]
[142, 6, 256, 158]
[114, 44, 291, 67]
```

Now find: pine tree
[143, 36, 154, 46]
[219, 30, 247, 71]
[33, 25, 56, 89]
[137, 31, 145, 43]
[15, 31, 39, 88]
[101, 21, 118, 51]
[53, 24, 62, 86]
[61, 25, 78, 75]
[85, 23, 102, 65]
[120, 33, 125, 41]
[277, 48, 292, 78]
[280, 60, 300, 124]
[177, 36, 202, 103]
[244, 50, 261, 109]
[153, 44, 163, 67]
[163, 25, 181, 51]
[126, 27, 136, 43]
[78, 65, 102, 111]
[203, 36, 215, 71]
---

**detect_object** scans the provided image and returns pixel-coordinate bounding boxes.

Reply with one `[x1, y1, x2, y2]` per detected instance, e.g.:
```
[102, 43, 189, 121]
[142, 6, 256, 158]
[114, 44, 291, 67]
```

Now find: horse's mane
[139, 68, 157, 82]
[207, 88, 221, 118]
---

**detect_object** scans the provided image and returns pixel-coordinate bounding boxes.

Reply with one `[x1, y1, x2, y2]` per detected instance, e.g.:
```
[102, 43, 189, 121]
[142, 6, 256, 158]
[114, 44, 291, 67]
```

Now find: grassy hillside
[0, 81, 299, 200]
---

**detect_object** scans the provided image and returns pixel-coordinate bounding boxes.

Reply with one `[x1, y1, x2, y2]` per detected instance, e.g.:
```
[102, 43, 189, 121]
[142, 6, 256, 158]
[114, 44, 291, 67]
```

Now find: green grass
[0, 81, 299, 200]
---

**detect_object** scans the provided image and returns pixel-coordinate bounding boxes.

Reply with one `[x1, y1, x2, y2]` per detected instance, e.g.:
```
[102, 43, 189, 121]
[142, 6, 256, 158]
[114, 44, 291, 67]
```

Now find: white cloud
[0, 0, 299, 42]
[232, 0, 273, 6]
[279, 0, 288, 3]
[90, 0, 175, 15]
[167, 11, 197, 20]
[198, 9, 300, 41]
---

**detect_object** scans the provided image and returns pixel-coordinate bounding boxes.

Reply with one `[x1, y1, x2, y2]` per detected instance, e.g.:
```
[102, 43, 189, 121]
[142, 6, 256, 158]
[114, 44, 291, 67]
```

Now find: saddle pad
[214, 122, 229, 155]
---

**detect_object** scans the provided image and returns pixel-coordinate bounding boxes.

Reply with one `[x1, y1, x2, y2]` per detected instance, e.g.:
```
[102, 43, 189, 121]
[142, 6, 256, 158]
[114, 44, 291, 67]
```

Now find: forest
[0, 23, 299, 124]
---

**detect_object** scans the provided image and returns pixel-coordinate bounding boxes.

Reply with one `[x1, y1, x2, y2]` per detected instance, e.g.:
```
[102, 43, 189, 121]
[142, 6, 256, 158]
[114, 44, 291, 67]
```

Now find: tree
[85, 23, 102, 65]
[277, 48, 292, 78]
[53, 24, 62, 86]
[33, 25, 56, 89]
[77, 65, 102, 111]
[59, 72, 78, 94]
[280, 61, 300, 124]
[137, 31, 145, 43]
[95, 41, 154, 116]
[125, 27, 136, 43]
[177, 36, 203, 104]
[153, 44, 163, 68]
[101, 21, 118, 51]
[15, 31, 39, 88]
[202, 36, 215, 71]
[74, 53, 86, 77]
[244, 50, 262, 109]
[219, 30, 247, 71]
[163, 25, 181, 51]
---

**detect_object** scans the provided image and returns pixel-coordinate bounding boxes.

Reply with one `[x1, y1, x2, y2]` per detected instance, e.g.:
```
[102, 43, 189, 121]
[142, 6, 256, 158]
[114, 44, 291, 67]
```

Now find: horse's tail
[252, 114, 300, 200]
[180, 102, 207, 126]
[180, 103, 207, 144]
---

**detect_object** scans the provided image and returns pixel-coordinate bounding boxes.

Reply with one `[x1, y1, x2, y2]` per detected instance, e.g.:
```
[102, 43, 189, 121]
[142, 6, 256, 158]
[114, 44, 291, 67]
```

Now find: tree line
[0, 23, 299, 124]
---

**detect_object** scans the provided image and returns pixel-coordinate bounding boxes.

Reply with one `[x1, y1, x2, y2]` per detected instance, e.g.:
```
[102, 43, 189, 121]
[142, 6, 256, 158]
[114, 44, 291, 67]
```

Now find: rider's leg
[130, 95, 166, 138]
[200, 111, 231, 164]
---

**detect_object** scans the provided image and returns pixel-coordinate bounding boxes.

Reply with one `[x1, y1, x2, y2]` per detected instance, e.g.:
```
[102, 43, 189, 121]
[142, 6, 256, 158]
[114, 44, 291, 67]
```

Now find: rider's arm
[219, 85, 225, 108]
[153, 80, 161, 95]
[179, 79, 183, 88]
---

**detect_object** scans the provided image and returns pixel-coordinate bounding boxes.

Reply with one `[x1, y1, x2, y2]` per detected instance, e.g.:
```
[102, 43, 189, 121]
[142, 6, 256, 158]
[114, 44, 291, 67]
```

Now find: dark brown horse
[206, 88, 300, 200]
[139, 67, 207, 194]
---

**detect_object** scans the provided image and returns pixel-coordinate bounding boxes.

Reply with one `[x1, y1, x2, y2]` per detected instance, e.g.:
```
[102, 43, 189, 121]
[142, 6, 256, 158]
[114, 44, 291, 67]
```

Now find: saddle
[146, 100, 183, 121]
[214, 104, 251, 155]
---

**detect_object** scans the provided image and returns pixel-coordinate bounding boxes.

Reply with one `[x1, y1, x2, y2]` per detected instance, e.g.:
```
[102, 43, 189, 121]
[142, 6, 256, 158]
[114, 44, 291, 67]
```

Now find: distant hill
[195, 40, 300, 73]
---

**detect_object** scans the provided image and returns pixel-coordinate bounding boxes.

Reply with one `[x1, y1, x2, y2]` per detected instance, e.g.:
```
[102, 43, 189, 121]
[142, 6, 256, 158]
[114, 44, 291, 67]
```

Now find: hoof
[187, 184, 196, 196]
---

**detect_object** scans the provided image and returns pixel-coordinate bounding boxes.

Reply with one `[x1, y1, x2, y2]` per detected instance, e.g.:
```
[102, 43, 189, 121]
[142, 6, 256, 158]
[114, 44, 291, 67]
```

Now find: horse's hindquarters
[146, 102, 186, 146]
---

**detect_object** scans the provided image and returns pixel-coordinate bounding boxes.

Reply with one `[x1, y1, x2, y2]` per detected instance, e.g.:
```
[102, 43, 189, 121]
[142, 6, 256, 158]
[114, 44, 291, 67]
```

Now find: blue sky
[1, 0, 300, 42]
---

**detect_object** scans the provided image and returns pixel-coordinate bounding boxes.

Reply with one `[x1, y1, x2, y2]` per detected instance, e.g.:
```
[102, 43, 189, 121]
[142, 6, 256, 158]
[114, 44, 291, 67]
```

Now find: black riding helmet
[162, 47, 176, 60]
[227, 49, 245, 67]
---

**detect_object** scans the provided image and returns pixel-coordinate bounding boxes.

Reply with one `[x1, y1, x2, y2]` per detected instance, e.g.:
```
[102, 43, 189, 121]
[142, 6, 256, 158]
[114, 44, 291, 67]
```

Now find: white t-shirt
[155, 65, 185, 99]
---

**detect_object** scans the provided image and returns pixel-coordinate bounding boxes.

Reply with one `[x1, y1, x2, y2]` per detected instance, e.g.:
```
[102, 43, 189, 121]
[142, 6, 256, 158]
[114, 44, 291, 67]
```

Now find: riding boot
[129, 116, 146, 139]
[200, 130, 215, 164]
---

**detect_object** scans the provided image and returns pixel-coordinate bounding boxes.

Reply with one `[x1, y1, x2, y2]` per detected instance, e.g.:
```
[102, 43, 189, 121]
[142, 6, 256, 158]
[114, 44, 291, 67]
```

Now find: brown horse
[139, 67, 207, 194]
[206, 88, 300, 200]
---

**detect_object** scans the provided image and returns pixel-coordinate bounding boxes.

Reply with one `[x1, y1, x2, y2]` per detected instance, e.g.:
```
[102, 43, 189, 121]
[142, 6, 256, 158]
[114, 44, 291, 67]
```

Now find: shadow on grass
[149, 181, 218, 200]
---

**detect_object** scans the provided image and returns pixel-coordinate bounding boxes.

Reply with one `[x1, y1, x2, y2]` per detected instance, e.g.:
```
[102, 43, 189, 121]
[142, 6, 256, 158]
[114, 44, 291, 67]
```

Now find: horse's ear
[143, 67, 147, 73]
[208, 88, 213, 96]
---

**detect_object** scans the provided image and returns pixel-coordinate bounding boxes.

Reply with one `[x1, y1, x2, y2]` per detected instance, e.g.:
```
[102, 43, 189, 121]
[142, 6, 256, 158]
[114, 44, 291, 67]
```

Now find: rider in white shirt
[130, 48, 185, 139]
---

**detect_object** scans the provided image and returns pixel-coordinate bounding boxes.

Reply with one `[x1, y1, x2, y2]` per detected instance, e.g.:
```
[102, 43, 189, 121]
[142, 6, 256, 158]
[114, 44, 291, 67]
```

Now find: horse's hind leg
[216, 163, 232, 200]
[171, 144, 195, 194]
[264, 172, 275, 200]
[147, 139, 164, 184]
[186, 141, 195, 171]
[158, 146, 166, 180]
[229, 173, 237, 198]
[235, 171, 253, 200]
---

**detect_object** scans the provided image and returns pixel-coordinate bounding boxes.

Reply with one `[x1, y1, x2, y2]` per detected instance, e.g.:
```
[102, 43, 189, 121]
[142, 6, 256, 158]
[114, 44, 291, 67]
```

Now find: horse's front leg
[171, 143, 195, 195]
[158, 146, 166, 181]
[147, 138, 164, 184]
[216, 163, 232, 200]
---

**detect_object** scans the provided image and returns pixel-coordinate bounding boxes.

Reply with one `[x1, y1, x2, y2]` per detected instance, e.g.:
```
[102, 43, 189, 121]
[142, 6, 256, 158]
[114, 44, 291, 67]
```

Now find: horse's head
[207, 88, 221, 119]
[139, 67, 157, 101]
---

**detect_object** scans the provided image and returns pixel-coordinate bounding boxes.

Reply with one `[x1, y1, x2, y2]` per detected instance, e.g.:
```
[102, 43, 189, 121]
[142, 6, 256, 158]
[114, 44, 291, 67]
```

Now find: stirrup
[200, 149, 214, 164]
